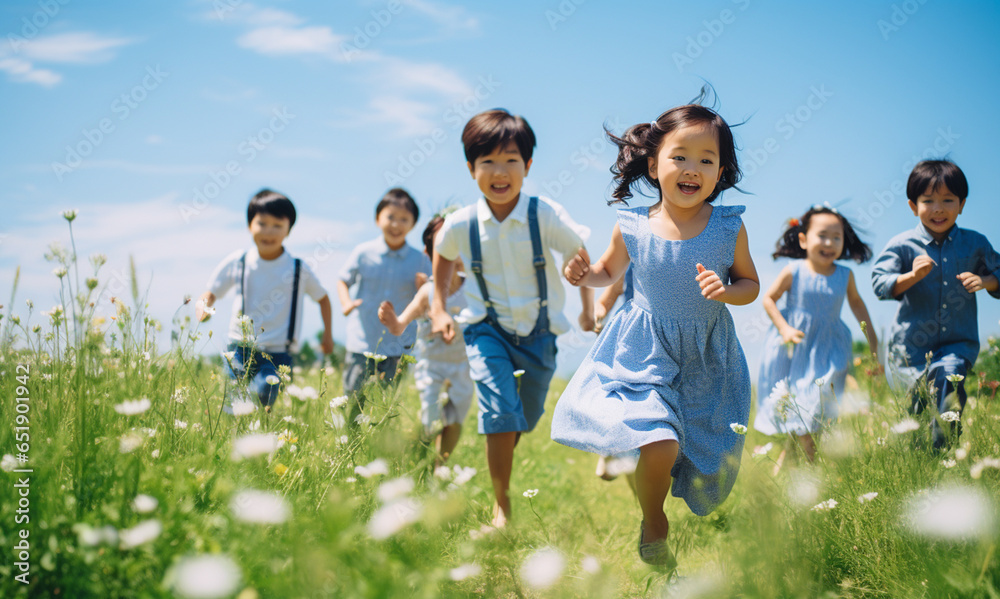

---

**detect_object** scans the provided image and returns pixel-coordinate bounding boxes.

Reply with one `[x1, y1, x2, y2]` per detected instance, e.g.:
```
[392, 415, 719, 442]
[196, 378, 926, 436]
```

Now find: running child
[378, 214, 473, 463]
[754, 205, 878, 469]
[872, 159, 1000, 448]
[551, 100, 759, 568]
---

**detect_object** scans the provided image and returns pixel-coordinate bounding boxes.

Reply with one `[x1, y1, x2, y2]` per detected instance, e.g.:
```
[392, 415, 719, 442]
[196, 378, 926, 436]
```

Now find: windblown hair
[247, 188, 296, 227]
[773, 206, 872, 263]
[607, 89, 741, 205]
[906, 159, 968, 201]
[421, 215, 446, 258]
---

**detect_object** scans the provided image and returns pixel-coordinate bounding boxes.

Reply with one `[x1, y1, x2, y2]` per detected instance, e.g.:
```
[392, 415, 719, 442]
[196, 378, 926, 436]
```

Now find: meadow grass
[1, 216, 999, 598]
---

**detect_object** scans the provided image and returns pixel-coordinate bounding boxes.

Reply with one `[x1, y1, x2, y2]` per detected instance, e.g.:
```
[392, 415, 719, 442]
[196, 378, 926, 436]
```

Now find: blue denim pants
[226, 343, 293, 408]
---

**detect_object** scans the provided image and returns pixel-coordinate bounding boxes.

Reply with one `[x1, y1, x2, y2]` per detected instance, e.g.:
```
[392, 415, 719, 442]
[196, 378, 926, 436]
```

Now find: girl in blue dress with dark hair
[552, 99, 759, 568]
[754, 206, 878, 472]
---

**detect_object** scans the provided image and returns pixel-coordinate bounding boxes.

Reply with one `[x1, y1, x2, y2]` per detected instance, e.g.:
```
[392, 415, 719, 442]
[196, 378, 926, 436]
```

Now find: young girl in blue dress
[552, 101, 759, 567]
[754, 206, 878, 469]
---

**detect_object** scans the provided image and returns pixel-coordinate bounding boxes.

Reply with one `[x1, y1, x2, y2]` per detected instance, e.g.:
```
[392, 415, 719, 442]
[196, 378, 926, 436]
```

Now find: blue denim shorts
[463, 320, 557, 434]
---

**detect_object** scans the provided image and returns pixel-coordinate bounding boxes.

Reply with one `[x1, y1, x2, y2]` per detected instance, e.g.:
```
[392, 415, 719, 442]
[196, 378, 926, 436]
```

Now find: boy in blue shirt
[872, 160, 1000, 448]
[198, 189, 334, 412]
[431, 109, 593, 527]
[337, 188, 430, 406]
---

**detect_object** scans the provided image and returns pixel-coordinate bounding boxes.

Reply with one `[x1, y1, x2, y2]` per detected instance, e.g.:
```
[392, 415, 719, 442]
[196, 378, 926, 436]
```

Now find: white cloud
[18, 32, 136, 64]
[378, 57, 472, 98]
[0, 57, 61, 86]
[402, 0, 479, 34]
[363, 95, 439, 136]
[237, 25, 348, 60]
[0, 31, 135, 87]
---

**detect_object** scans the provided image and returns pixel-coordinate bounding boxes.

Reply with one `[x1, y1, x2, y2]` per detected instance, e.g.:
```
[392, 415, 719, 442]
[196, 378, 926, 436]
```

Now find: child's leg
[797, 433, 816, 461]
[252, 351, 292, 410]
[928, 355, 969, 449]
[437, 423, 462, 461]
[635, 439, 679, 544]
[485, 431, 518, 527]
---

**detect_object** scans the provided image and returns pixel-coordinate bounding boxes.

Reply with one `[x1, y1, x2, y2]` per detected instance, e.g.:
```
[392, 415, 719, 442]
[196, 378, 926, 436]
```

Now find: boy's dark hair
[247, 188, 296, 227]
[462, 109, 536, 164]
[607, 88, 741, 205]
[773, 206, 872, 263]
[422, 215, 446, 257]
[376, 188, 419, 222]
[906, 159, 968, 201]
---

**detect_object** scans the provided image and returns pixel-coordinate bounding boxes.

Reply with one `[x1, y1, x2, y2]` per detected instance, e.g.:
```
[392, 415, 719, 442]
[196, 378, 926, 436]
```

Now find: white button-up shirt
[436, 193, 587, 336]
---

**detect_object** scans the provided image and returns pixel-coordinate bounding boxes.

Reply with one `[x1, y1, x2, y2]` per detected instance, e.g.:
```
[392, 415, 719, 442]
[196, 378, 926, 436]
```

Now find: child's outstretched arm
[336, 280, 362, 316]
[430, 252, 457, 343]
[846, 271, 878, 361]
[379, 286, 430, 337]
[317, 295, 335, 354]
[695, 223, 760, 305]
[760, 265, 803, 345]
[564, 224, 629, 288]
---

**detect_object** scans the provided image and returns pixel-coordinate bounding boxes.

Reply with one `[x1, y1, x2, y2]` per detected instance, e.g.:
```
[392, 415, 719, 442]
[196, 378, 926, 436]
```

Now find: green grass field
[2, 216, 999, 598]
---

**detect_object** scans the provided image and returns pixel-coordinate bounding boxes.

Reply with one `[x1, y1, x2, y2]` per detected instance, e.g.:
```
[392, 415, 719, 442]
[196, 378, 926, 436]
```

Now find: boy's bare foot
[491, 504, 509, 529]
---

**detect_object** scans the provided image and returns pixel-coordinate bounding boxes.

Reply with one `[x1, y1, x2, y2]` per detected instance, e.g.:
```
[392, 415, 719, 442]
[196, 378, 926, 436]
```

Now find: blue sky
[2, 0, 999, 378]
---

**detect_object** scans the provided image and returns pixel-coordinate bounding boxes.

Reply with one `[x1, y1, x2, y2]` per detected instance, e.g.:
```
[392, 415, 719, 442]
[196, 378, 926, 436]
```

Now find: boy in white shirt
[431, 109, 592, 527]
[197, 189, 334, 411]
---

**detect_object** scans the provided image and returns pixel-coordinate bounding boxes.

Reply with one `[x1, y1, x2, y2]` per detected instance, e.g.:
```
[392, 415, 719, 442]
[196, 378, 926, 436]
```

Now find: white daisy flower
[354, 458, 389, 479]
[902, 485, 996, 540]
[522, 489, 539, 499]
[368, 498, 423, 539]
[133, 494, 158, 513]
[329, 395, 349, 409]
[230, 489, 291, 524]
[230, 399, 257, 416]
[114, 398, 152, 416]
[520, 547, 565, 590]
[858, 492, 878, 504]
[119, 519, 162, 549]
[231, 433, 278, 461]
[265, 375, 280, 386]
[377, 477, 415, 503]
[449, 563, 482, 581]
[890, 418, 920, 434]
[940, 411, 961, 423]
[945, 374, 965, 384]
[170, 554, 242, 599]
[811, 498, 838, 511]
[730, 422, 747, 435]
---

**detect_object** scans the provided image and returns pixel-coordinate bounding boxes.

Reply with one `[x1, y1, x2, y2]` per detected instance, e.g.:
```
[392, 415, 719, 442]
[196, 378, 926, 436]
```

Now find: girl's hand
[695, 263, 726, 301]
[564, 250, 591, 286]
[911, 255, 936, 281]
[779, 325, 805, 345]
[342, 298, 362, 316]
[957, 272, 985, 293]
[578, 310, 596, 332]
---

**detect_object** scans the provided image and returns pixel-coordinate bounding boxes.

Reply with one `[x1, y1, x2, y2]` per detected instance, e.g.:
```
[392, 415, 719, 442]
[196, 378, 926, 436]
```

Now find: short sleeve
[542, 197, 589, 249]
[338, 246, 362, 285]
[871, 242, 903, 301]
[975, 234, 1000, 300]
[616, 207, 643, 264]
[299, 261, 328, 302]
[207, 250, 243, 298]
[716, 204, 746, 235]
[435, 213, 464, 262]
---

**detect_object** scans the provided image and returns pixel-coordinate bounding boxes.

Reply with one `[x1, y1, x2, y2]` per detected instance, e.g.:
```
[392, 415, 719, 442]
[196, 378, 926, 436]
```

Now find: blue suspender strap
[526, 196, 549, 335]
[468, 215, 502, 326]
[286, 258, 301, 352]
[467, 197, 549, 344]
[236, 252, 247, 316]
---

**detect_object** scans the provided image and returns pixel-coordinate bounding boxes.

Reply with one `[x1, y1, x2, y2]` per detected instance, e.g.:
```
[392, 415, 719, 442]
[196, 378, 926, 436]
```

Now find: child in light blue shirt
[337, 188, 431, 403]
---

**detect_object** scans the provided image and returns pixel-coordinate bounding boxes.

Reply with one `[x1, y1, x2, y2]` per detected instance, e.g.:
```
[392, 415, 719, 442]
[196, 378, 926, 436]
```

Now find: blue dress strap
[616, 206, 645, 264]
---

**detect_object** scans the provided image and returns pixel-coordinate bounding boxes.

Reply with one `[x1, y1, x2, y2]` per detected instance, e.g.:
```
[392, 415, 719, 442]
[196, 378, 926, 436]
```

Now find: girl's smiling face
[647, 124, 723, 211]
[798, 212, 844, 269]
